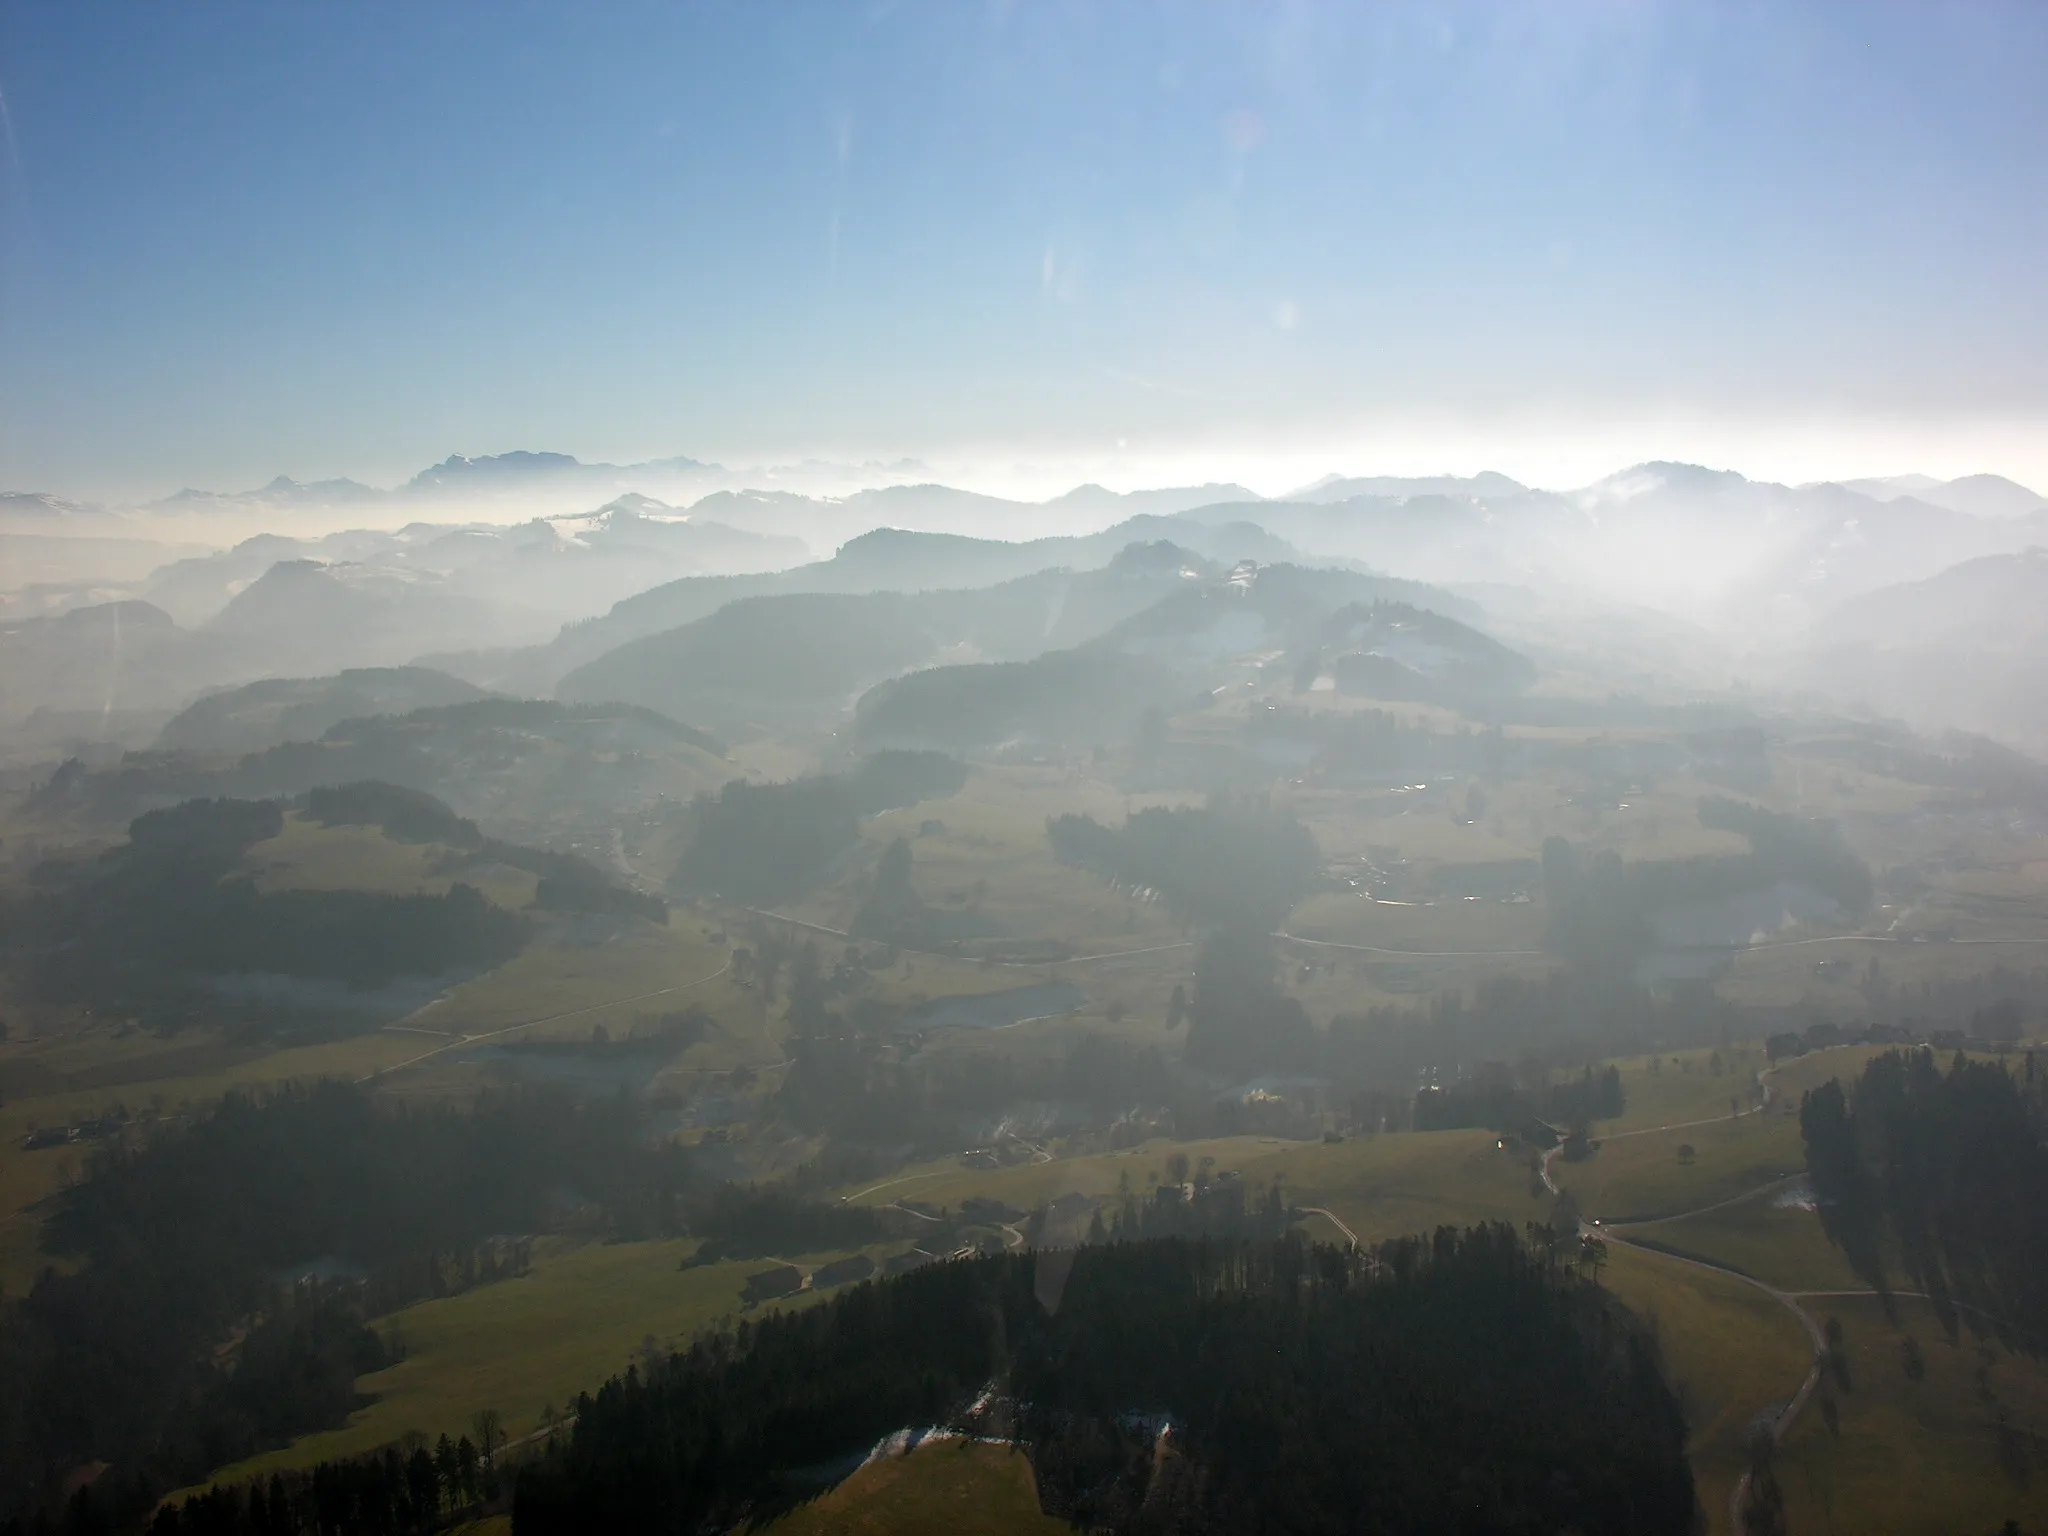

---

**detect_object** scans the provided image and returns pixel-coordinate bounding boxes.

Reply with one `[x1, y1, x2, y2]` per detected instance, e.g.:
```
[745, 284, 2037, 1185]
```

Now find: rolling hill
[1798, 547, 2048, 754]
[852, 563, 1504, 754]
[555, 542, 1221, 732]
[157, 667, 492, 755]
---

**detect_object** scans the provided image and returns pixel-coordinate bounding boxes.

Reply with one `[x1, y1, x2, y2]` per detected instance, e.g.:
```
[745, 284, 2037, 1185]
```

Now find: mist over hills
[157, 667, 492, 755]
[9, 446, 2039, 629]
[159, 475, 386, 516]
[441, 514, 1311, 697]
[4, 451, 2047, 764]
[133, 500, 805, 629]
[33, 697, 731, 859]
[1, 450, 1264, 546]
[1823, 546, 2048, 651]
[1794, 547, 2048, 755]
[0, 492, 139, 539]
[1833, 472, 2048, 519]
[555, 542, 1227, 734]
[210, 560, 547, 674]
[16, 15, 2048, 1526]
[1284, 470, 1532, 503]
[1234, 462, 2043, 625]
[13, 451, 2048, 1536]
[851, 563, 1505, 755]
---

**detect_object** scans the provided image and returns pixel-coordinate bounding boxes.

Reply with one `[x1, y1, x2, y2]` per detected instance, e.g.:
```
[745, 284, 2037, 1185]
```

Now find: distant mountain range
[5, 449, 2038, 533]
[1, 451, 1262, 535]
[1831, 473, 2047, 519]
[6, 454, 2040, 624]
[7, 452, 2048, 766]
[128, 499, 805, 629]
[1282, 471, 1530, 503]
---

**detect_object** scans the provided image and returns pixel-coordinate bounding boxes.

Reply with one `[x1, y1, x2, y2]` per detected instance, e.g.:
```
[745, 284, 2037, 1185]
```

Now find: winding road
[1277, 931, 1547, 960]
[731, 905, 1193, 968]
[1298, 1205, 1361, 1248]
[1539, 1066, 1830, 1535]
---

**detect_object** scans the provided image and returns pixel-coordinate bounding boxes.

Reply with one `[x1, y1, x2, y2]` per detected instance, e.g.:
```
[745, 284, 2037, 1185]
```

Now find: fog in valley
[10, 455, 2048, 762]
[4, 6, 2048, 1536]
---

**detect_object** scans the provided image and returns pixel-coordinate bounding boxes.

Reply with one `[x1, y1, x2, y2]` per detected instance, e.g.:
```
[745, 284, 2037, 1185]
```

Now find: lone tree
[471, 1408, 504, 1468]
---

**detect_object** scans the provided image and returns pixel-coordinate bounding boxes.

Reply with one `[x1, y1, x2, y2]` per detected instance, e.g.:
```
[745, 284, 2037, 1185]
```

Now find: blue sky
[2, 1, 2044, 498]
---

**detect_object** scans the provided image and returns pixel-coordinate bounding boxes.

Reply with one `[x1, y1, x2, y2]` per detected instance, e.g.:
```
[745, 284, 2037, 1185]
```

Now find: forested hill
[4, 797, 526, 1027]
[1803, 1047, 2048, 1351]
[2, 785, 664, 1029]
[511, 1227, 1695, 1536]
[552, 543, 1215, 734]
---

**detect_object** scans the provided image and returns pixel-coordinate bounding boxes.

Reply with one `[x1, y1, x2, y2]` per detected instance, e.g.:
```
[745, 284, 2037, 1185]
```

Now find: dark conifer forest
[673, 752, 965, 905]
[120, 1228, 1697, 1536]
[507, 1227, 1693, 1536]
[1045, 800, 1321, 931]
[3, 797, 526, 1027]
[0, 1082, 896, 1533]
[1802, 1048, 2048, 1350]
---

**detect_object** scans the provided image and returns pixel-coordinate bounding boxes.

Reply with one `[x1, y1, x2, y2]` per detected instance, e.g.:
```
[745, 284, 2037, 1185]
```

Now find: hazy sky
[2, 1, 2044, 500]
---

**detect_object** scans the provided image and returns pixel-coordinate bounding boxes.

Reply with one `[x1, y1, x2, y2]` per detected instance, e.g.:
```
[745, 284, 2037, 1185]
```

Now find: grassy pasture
[389, 923, 731, 1042]
[187, 1128, 1541, 1504]
[1597, 1045, 1772, 1133]
[773, 764, 1192, 960]
[245, 816, 448, 898]
[0, 819, 720, 1284]
[1598, 1242, 1814, 1536]
[241, 813, 551, 913]
[1766, 1044, 1899, 1100]
[1776, 1294, 2048, 1536]
[193, 1237, 854, 1490]
[1254, 1128, 1543, 1241]
[0, 1029, 426, 1280]
[1722, 934, 2048, 1010]
[1280, 891, 1548, 958]
[1292, 766, 1764, 871]
[1269, 897, 1540, 991]
[17, 720, 2048, 1535]
[758, 1440, 1064, 1536]
[1631, 1200, 1867, 1295]
[1561, 1116, 1806, 1223]
[843, 1128, 1544, 1250]
[840, 1139, 1264, 1217]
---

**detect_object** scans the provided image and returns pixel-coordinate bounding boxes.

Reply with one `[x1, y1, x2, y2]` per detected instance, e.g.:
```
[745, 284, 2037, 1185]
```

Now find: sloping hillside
[852, 563, 1501, 753]
[1305, 602, 1537, 703]
[454, 519, 1306, 694]
[206, 560, 551, 672]
[1819, 547, 2048, 651]
[1798, 548, 2048, 753]
[554, 543, 1219, 731]
[159, 667, 491, 754]
[35, 700, 730, 855]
